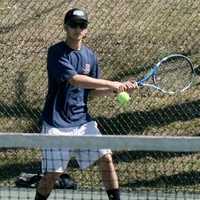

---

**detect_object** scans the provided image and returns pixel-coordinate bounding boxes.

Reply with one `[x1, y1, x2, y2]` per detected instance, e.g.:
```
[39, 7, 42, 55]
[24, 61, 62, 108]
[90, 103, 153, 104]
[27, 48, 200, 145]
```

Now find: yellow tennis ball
[116, 92, 130, 106]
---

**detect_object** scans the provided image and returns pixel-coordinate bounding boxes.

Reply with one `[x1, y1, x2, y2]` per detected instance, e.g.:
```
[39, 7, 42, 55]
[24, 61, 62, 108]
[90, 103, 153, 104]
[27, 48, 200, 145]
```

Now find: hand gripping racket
[136, 54, 195, 94]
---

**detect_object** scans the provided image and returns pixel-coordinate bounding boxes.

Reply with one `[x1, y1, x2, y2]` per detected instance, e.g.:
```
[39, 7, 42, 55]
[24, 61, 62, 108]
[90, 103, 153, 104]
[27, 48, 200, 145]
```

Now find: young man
[35, 8, 137, 200]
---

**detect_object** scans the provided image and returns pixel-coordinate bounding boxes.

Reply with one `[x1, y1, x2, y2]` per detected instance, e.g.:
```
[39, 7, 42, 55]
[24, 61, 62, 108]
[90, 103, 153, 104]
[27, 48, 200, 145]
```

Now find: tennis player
[35, 8, 137, 200]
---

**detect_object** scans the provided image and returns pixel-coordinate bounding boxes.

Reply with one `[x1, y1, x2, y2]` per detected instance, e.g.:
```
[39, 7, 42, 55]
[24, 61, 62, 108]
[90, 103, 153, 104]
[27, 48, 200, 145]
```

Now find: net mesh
[1, 134, 200, 200]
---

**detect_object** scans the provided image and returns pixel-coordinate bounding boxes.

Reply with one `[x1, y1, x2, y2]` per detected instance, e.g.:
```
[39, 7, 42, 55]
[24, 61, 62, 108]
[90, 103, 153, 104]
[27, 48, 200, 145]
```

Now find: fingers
[110, 82, 124, 93]
[111, 80, 138, 94]
[122, 80, 138, 93]
[111, 81, 138, 93]
[115, 82, 126, 93]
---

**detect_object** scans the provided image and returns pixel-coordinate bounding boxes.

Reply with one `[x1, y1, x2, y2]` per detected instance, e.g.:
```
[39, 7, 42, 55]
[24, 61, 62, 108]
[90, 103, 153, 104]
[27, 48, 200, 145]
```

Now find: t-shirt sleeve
[47, 47, 77, 82]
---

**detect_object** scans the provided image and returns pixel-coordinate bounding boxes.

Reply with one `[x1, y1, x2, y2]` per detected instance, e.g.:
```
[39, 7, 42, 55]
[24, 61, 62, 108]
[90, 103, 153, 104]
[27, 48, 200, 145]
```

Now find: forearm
[90, 88, 115, 97]
[69, 74, 113, 89]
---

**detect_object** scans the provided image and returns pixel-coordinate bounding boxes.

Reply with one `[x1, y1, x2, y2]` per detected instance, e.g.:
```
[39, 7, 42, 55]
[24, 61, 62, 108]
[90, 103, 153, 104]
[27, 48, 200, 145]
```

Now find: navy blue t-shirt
[42, 41, 100, 128]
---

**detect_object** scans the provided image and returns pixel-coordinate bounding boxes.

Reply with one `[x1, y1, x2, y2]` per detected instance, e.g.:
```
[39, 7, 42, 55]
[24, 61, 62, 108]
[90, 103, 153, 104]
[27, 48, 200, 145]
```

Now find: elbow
[68, 74, 80, 86]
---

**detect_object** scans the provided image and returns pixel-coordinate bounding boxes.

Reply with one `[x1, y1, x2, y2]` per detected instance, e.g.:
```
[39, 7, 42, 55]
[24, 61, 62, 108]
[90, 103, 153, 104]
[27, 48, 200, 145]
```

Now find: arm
[90, 80, 138, 97]
[90, 88, 115, 97]
[69, 74, 138, 96]
[69, 74, 125, 93]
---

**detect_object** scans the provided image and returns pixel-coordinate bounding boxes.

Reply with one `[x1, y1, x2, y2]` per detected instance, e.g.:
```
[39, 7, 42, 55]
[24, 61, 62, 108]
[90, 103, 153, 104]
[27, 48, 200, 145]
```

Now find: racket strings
[157, 58, 193, 93]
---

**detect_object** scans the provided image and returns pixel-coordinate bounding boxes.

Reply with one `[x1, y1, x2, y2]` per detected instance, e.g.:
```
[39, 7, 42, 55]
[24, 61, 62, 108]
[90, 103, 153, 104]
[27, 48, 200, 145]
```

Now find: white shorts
[41, 121, 111, 173]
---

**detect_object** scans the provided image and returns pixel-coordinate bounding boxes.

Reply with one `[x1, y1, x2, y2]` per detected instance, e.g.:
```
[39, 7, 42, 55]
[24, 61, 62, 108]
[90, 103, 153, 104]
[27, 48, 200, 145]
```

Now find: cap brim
[69, 16, 88, 23]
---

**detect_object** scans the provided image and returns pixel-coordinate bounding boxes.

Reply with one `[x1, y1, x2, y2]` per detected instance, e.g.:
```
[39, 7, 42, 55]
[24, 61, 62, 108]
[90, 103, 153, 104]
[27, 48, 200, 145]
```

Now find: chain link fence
[0, 0, 200, 134]
[1, 1, 200, 196]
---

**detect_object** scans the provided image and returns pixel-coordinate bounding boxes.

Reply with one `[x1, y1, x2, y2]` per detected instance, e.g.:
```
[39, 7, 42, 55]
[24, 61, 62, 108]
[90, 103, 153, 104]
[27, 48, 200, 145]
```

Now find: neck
[66, 38, 82, 50]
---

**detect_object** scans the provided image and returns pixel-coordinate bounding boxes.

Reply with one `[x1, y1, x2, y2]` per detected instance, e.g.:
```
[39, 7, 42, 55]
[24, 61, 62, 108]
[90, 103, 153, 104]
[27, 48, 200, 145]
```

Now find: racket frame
[137, 54, 195, 94]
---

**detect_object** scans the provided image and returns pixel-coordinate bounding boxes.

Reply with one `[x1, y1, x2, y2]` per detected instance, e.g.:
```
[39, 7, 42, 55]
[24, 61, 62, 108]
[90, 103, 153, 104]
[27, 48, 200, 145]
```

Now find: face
[65, 20, 88, 41]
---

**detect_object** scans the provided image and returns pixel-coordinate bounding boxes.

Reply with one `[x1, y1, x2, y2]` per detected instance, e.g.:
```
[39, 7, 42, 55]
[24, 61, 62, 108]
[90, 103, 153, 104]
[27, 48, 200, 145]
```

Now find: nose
[75, 27, 82, 31]
[74, 27, 83, 34]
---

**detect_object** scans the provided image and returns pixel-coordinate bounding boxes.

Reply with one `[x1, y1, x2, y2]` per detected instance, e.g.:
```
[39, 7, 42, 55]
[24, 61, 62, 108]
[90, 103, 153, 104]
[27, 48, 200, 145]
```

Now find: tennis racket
[136, 54, 195, 94]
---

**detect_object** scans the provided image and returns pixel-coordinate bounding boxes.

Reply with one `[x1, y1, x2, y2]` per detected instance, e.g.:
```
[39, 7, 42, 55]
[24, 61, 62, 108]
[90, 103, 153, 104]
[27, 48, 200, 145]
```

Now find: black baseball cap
[64, 8, 88, 24]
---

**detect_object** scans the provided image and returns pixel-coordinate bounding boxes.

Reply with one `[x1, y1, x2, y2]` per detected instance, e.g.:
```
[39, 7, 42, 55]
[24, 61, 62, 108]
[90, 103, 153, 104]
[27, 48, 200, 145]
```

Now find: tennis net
[1, 133, 200, 200]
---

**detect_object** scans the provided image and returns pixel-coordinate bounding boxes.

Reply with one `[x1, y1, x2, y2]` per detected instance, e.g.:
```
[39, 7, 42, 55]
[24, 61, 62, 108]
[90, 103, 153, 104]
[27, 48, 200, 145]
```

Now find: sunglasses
[67, 21, 88, 29]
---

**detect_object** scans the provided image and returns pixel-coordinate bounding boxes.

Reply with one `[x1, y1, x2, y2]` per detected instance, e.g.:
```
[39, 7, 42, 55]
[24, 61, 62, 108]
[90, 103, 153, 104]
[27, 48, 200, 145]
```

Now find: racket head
[152, 54, 194, 94]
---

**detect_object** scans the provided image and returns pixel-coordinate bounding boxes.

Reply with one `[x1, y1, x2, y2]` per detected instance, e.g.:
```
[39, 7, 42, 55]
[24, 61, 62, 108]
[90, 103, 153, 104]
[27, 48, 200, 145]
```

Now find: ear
[82, 29, 88, 38]
[84, 28, 88, 33]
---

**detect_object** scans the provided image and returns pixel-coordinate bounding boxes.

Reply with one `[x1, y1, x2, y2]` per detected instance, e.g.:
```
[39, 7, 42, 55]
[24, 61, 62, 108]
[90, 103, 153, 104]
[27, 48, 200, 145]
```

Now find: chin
[74, 36, 84, 41]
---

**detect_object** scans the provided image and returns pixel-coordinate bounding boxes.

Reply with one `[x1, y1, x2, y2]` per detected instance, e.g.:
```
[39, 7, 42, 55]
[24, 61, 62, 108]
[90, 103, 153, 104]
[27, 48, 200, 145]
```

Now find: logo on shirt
[82, 64, 91, 75]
